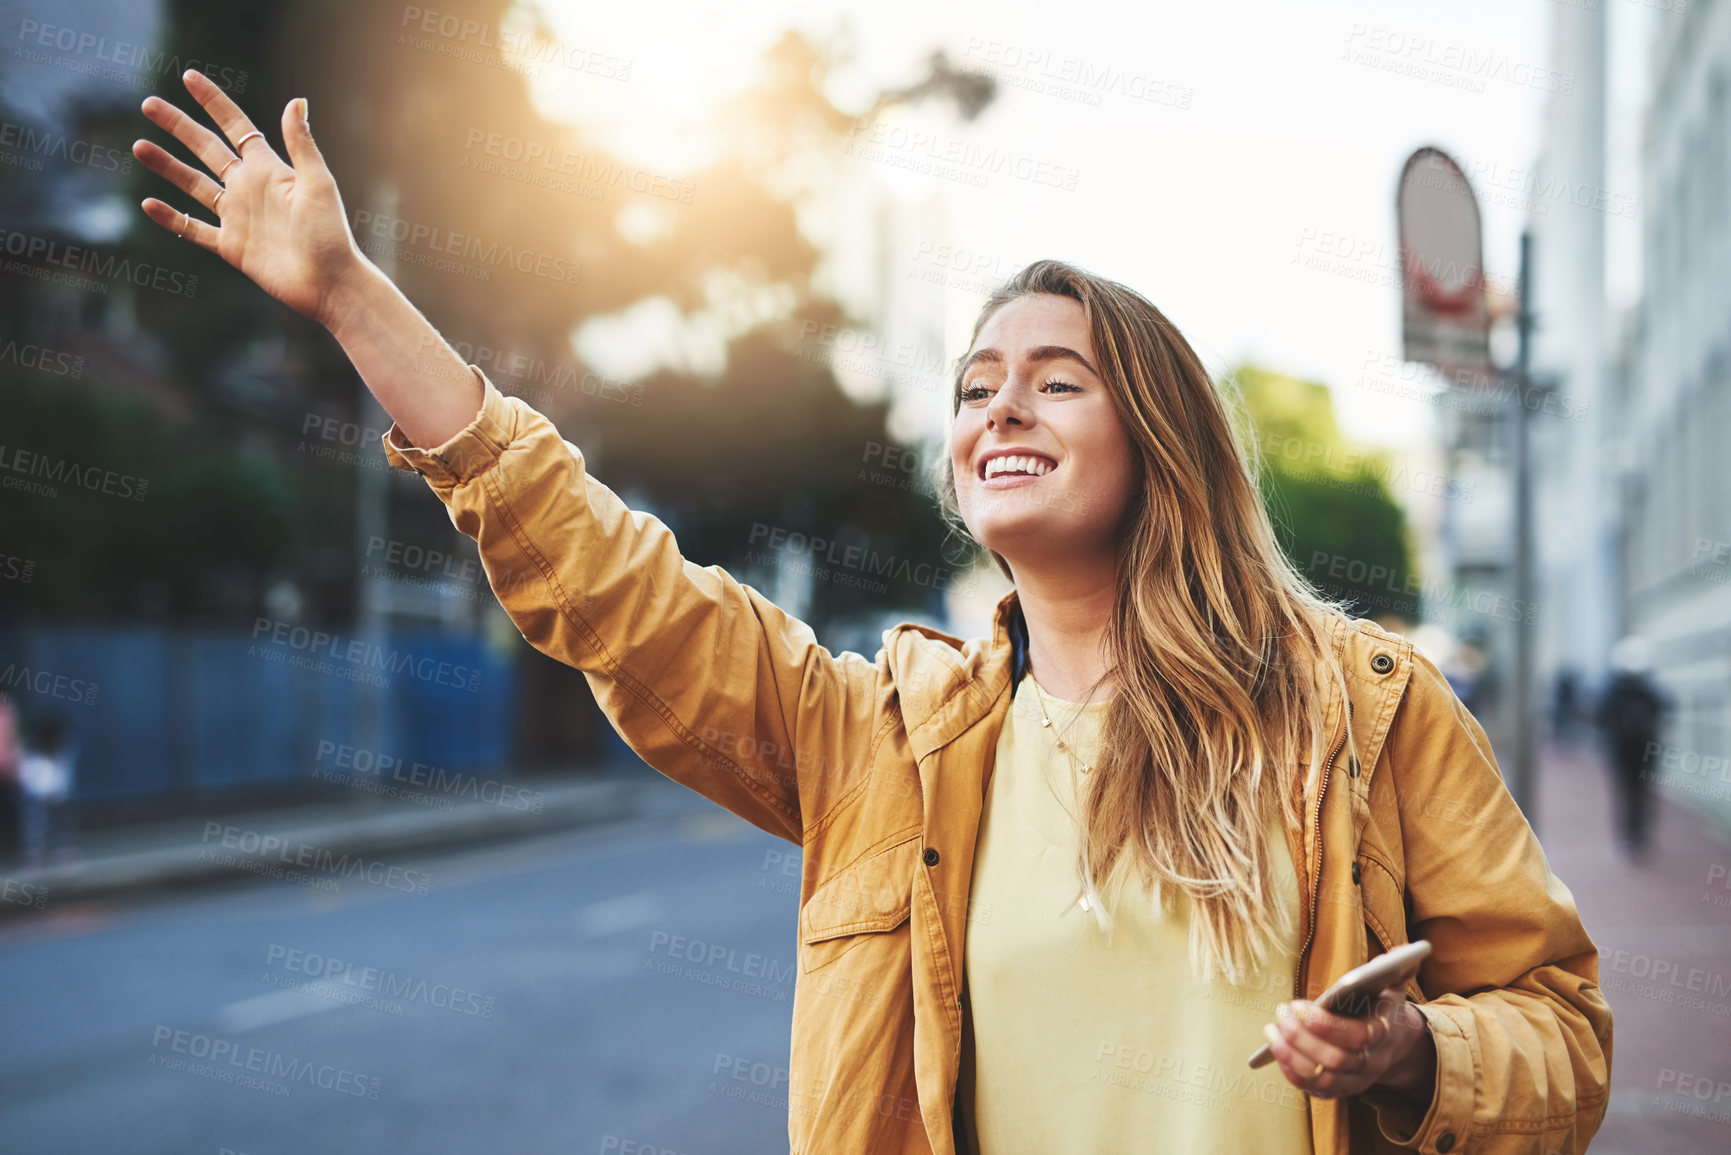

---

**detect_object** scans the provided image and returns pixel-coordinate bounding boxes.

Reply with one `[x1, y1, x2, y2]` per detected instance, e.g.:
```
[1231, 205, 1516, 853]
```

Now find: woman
[135, 72, 1611, 1153]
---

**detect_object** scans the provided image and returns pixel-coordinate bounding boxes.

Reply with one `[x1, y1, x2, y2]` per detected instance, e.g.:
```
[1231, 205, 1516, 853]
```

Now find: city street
[0, 777, 799, 1155]
[3, 738, 1727, 1154]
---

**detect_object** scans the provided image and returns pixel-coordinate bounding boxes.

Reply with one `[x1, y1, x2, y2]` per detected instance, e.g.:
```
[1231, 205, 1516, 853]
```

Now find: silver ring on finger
[1355, 1045, 1370, 1071]
[234, 129, 264, 153]
[218, 155, 241, 181]
[177, 211, 190, 239]
[212, 188, 225, 212]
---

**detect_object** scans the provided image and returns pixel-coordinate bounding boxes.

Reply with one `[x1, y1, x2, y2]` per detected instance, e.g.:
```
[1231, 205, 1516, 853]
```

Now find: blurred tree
[0, 0, 996, 766]
[1227, 364, 1417, 621]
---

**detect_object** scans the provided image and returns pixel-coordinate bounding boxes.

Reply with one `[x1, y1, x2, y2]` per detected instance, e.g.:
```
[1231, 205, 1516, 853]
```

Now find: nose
[985, 378, 1031, 431]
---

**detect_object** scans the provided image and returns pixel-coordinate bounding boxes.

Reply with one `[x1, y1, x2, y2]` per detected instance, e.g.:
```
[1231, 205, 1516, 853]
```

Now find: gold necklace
[1028, 675, 1093, 774]
[1026, 674, 1105, 914]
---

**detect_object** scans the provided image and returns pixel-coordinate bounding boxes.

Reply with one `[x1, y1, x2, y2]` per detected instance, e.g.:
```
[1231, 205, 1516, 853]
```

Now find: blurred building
[1531, 0, 1731, 830]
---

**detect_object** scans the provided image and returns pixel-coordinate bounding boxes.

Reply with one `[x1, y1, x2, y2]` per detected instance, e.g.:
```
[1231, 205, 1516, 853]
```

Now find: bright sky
[522, 0, 1642, 453]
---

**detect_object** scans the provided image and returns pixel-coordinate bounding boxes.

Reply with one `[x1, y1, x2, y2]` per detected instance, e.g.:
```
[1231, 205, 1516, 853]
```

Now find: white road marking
[578, 891, 663, 938]
[217, 986, 342, 1034]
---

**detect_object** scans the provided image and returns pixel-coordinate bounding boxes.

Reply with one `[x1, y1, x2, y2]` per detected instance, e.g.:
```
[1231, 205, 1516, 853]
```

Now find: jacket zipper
[1292, 711, 1348, 1000]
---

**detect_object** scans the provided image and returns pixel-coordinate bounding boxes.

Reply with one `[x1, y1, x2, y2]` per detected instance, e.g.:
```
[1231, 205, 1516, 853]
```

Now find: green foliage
[0, 373, 297, 622]
[1228, 365, 1418, 621]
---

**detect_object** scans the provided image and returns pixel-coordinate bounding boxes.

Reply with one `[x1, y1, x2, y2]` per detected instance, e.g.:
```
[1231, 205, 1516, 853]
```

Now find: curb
[1, 778, 642, 910]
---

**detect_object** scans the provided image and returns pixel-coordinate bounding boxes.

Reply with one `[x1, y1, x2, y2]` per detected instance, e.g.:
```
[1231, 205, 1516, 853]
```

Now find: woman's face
[950, 293, 1140, 573]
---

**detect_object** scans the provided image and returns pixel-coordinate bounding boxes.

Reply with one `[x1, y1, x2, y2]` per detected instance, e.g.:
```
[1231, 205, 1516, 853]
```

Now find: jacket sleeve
[377, 365, 885, 845]
[1360, 649, 1613, 1154]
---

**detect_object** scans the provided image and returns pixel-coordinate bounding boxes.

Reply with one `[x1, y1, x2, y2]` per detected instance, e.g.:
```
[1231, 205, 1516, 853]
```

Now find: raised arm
[133, 70, 481, 448]
[134, 71, 886, 843]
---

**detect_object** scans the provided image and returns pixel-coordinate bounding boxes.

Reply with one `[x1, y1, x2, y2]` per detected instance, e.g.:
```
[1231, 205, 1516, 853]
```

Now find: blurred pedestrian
[19, 712, 77, 867]
[0, 692, 21, 862]
[1551, 666, 1581, 743]
[1593, 635, 1666, 862]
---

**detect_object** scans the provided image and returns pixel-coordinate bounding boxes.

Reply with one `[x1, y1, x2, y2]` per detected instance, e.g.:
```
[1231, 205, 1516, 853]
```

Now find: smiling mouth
[979, 454, 1058, 481]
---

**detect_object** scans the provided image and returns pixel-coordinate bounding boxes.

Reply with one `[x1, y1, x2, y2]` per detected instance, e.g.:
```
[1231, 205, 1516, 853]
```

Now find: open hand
[133, 69, 366, 327]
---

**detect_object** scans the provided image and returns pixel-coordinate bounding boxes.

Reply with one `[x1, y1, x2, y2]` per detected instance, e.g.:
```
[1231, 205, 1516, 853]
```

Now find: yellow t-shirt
[958, 673, 1312, 1154]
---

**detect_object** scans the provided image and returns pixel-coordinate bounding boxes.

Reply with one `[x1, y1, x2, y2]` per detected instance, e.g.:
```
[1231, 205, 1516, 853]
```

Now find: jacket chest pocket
[799, 833, 919, 973]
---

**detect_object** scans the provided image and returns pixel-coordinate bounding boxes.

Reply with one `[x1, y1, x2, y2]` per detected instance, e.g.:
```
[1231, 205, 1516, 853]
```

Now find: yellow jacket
[382, 367, 1613, 1154]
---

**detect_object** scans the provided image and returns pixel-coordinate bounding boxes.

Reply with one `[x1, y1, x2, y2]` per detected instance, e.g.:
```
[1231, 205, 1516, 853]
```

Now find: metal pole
[1510, 230, 1536, 819]
[352, 183, 397, 803]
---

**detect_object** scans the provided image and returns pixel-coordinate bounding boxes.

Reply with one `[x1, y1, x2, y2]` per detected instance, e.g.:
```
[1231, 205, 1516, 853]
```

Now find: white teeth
[983, 454, 1053, 479]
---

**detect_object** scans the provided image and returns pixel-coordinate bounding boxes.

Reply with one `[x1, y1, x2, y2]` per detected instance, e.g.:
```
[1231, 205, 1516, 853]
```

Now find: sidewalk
[0, 770, 644, 911]
[1533, 736, 1731, 1154]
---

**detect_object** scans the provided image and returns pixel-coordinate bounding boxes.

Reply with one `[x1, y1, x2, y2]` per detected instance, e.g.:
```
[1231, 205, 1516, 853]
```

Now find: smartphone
[1246, 939, 1432, 1069]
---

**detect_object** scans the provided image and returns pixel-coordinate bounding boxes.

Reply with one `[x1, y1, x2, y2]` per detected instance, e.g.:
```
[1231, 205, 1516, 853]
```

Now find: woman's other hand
[1260, 982, 1439, 1106]
[134, 69, 365, 329]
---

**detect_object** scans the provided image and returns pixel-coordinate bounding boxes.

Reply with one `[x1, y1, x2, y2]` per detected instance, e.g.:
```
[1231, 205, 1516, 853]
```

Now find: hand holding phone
[1247, 940, 1431, 1069]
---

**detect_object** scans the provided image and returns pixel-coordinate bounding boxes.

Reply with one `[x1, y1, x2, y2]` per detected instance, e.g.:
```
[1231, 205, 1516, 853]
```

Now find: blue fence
[0, 625, 518, 801]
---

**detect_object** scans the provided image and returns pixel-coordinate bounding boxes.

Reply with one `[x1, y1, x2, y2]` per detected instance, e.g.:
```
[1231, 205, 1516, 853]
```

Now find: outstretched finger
[182, 68, 278, 163]
[132, 140, 225, 213]
[140, 197, 220, 254]
[141, 95, 238, 179]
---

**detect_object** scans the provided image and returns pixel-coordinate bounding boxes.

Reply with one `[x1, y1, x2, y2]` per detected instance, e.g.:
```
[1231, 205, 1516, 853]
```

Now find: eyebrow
[958, 344, 1101, 381]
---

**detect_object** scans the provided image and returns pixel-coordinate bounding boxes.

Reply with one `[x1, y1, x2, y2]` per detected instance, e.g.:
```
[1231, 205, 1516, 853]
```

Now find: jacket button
[923, 847, 940, 867]
[1370, 652, 1394, 675]
[1436, 1132, 1456, 1153]
[1351, 861, 1361, 884]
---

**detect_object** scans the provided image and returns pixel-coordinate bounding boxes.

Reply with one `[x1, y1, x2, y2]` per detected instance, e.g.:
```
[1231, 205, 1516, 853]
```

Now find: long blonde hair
[933, 259, 1358, 984]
